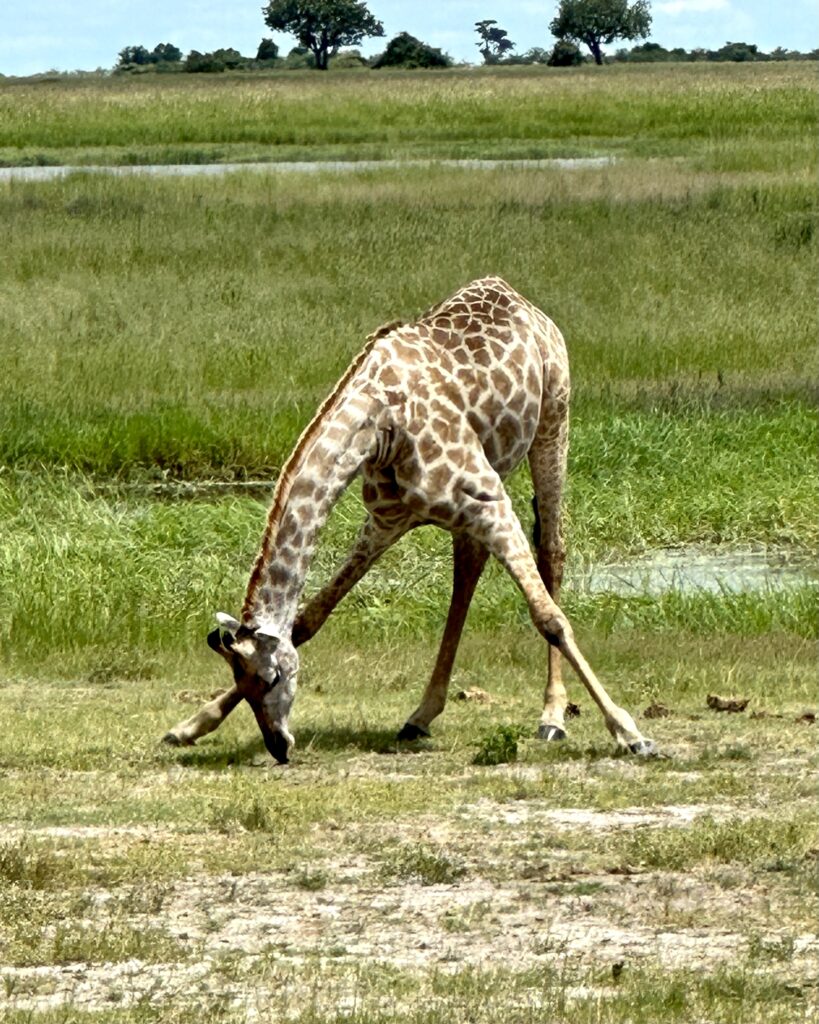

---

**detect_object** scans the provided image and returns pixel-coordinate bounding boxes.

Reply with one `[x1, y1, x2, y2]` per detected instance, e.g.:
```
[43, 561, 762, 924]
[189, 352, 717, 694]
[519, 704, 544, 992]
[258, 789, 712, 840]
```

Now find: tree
[185, 50, 226, 72]
[519, 47, 551, 64]
[150, 42, 182, 63]
[372, 32, 451, 69]
[474, 20, 515, 64]
[549, 0, 651, 65]
[709, 41, 760, 62]
[117, 45, 151, 67]
[262, 0, 384, 70]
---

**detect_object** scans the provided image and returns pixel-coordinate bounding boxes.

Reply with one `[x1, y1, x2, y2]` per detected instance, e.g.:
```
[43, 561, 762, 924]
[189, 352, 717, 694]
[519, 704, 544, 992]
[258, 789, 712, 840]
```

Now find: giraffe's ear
[216, 612, 241, 631]
[207, 612, 242, 658]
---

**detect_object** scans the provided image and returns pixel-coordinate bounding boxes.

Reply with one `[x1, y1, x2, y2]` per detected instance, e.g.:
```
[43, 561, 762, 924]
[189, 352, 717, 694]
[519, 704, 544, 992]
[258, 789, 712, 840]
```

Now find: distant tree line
[114, 34, 452, 73]
[612, 41, 819, 63]
[113, 0, 817, 75]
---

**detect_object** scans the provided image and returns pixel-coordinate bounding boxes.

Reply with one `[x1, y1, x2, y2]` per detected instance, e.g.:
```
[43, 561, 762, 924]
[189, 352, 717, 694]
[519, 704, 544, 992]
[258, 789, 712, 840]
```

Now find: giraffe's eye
[260, 668, 281, 693]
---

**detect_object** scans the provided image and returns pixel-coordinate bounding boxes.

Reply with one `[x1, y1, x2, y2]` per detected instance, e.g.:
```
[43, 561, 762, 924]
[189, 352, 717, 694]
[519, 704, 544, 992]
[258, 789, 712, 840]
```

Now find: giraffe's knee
[538, 612, 573, 649]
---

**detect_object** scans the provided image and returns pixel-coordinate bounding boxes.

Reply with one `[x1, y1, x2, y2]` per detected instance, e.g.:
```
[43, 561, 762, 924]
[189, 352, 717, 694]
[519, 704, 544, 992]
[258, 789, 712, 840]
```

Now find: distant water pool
[0, 157, 615, 183]
[570, 546, 816, 596]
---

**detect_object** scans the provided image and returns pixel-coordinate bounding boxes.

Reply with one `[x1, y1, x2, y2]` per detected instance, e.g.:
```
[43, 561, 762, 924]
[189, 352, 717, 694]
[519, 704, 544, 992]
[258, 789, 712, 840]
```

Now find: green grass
[0, 963, 813, 1023]
[0, 157, 814, 671]
[0, 64, 815, 171]
[1, 169, 815, 483]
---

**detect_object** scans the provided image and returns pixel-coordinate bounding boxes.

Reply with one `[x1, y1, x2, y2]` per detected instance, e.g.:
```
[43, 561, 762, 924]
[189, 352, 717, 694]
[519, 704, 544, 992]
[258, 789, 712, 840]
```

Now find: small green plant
[209, 798, 272, 833]
[0, 839, 66, 890]
[294, 868, 329, 891]
[379, 843, 467, 886]
[473, 724, 524, 766]
[747, 932, 796, 963]
[440, 899, 494, 933]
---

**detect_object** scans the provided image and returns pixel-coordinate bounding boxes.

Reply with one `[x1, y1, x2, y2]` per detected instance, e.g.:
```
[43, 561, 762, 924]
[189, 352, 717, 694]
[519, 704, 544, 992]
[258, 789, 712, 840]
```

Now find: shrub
[548, 40, 584, 66]
[372, 32, 452, 69]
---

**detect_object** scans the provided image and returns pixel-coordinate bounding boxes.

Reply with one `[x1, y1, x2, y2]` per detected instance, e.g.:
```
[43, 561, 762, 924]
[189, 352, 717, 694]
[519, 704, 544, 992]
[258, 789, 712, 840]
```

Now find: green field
[1, 63, 815, 169]
[0, 65, 817, 1022]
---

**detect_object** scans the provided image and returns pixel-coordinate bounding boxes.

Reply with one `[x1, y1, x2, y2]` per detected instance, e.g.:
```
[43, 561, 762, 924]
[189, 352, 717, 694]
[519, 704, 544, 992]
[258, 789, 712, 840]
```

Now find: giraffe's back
[371, 278, 567, 473]
[358, 279, 569, 528]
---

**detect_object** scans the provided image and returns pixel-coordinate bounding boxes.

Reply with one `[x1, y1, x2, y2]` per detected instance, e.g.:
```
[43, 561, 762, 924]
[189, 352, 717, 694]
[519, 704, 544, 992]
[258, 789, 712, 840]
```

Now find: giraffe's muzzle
[262, 727, 291, 764]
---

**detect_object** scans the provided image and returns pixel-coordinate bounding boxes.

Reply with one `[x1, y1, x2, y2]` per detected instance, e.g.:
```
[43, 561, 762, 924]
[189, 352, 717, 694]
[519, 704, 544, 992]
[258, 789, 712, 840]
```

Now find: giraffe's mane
[242, 328, 387, 621]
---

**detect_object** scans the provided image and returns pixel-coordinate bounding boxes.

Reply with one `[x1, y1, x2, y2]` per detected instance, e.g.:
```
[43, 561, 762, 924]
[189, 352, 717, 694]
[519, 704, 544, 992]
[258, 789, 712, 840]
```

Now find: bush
[548, 40, 584, 66]
[184, 48, 248, 73]
[332, 49, 369, 68]
[284, 46, 315, 69]
[256, 37, 279, 61]
[185, 50, 225, 73]
[372, 32, 451, 69]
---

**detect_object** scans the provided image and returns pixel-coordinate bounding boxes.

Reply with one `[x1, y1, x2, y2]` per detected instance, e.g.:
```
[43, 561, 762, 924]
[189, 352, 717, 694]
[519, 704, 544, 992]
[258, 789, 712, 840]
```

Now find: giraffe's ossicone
[163, 278, 655, 762]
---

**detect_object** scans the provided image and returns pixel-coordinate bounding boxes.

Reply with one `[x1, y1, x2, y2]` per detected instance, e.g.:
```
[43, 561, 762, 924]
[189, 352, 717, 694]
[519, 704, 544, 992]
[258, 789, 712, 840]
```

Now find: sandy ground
[3, 790, 817, 1016]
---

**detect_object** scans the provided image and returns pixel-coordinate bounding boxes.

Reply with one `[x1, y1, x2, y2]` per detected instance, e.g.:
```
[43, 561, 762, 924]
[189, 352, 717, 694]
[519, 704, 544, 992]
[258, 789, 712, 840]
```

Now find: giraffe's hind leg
[398, 534, 489, 741]
[461, 470, 655, 755]
[529, 418, 569, 741]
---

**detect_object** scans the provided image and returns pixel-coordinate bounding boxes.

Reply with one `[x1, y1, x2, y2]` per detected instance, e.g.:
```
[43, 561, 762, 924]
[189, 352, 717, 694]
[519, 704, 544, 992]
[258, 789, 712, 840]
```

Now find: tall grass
[0, 64, 815, 170]
[0, 472, 814, 673]
[0, 168, 815, 477]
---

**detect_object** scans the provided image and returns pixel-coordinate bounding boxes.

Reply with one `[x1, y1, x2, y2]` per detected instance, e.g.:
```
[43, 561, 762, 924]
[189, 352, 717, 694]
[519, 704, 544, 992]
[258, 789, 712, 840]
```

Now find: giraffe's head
[207, 612, 297, 763]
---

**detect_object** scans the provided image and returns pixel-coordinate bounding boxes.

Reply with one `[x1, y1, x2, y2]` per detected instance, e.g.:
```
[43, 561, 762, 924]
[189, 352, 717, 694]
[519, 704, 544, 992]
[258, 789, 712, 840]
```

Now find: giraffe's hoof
[161, 732, 193, 747]
[537, 724, 567, 742]
[628, 738, 658, 757]
[397, 722, 430, 742]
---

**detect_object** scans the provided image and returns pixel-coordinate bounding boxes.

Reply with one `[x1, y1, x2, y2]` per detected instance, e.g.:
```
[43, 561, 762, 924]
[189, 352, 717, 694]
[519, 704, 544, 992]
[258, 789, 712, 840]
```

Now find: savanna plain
[0, 64, 817, 1022]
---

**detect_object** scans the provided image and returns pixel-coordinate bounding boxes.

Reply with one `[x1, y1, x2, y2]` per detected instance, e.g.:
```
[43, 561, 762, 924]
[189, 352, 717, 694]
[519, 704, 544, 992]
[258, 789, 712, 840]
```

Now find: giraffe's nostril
[263, 728, 290, 764]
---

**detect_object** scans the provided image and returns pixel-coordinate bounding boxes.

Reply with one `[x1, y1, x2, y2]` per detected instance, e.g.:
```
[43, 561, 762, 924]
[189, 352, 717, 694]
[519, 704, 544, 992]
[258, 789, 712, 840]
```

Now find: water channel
[569, 546, 816, 596]
[0, 156, 615, 183]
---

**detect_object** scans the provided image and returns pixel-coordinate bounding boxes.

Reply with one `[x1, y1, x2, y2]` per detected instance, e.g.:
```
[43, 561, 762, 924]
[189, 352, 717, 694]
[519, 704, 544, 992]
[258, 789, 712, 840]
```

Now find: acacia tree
[262, 0, 384, 70]
[549, 0, 651, 65]
[474, 20, 515, 64]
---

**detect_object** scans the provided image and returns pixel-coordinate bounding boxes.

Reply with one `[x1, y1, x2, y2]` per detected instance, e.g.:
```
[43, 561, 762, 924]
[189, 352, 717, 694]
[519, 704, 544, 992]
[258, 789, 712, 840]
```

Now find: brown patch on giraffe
[418, 435, 444, 464]
[379, 364, 402, 388]
[474, 349, 492, 368]
[428, 463, 454, 494]
[392, 340, 424, 364]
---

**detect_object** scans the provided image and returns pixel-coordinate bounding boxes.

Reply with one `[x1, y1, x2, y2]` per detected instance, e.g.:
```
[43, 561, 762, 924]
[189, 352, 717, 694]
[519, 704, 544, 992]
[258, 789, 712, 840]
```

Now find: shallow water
[0, 157, 614, 183]
[571, 546, 817, 596]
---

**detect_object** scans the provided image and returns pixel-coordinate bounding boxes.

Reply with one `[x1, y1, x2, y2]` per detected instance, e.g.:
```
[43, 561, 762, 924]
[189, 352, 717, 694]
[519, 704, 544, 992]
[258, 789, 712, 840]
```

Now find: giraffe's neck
[242, 367, 380, 633]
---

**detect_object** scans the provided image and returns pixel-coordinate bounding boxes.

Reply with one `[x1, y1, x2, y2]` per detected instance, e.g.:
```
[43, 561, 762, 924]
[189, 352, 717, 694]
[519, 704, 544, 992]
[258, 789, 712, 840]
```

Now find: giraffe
[163, 277, 656, 763]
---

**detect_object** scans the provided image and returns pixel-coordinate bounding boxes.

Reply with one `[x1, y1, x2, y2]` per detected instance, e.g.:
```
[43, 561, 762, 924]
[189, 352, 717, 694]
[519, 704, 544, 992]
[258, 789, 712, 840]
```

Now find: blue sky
[1, 1, 816, 76]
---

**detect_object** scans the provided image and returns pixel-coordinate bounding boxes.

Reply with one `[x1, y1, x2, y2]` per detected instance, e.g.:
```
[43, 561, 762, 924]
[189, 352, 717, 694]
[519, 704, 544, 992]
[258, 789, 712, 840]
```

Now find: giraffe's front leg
[398, 534, 488, 741]
[162, 685, 244, 746]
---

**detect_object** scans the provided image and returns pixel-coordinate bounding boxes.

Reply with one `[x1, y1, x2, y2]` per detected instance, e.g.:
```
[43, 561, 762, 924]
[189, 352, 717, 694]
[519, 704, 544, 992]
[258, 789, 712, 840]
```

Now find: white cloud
[655, 0, 730, 14]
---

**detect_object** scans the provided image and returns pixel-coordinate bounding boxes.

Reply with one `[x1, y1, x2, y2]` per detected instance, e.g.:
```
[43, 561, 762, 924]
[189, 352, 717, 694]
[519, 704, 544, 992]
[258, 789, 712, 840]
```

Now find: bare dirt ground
[3, 769, 817, 1018]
